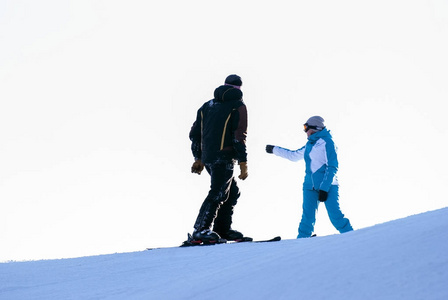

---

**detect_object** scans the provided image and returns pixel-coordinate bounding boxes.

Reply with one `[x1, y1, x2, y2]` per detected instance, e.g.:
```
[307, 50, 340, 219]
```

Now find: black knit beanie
[225, 74, 242, 87]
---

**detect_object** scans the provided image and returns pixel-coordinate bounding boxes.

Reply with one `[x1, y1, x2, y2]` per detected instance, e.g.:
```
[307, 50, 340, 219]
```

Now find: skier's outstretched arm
[266, 145, 305, 162]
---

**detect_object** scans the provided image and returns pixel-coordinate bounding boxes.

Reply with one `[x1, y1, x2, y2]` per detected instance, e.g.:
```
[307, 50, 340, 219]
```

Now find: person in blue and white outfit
[265, 116, 353, 238]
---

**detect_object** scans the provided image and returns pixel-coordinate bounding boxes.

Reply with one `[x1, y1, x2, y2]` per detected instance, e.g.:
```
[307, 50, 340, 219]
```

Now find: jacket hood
[214, 85, 243, 102]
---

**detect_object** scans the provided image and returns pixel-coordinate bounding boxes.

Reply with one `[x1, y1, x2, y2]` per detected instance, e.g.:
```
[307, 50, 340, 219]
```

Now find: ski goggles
[303, 123, 319, 132]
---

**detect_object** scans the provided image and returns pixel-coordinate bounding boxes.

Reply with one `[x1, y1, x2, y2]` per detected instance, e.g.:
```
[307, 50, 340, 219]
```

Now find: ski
[146, 235, 281, 250]
[252, 236, 281, 243]
[231, 236, 281, 243]
[179, 235, 281, 247]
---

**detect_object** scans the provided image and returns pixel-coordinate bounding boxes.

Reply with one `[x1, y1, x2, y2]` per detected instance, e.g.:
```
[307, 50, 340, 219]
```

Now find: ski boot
[215, 229, 253, 242]
[181, 229, 227, 247]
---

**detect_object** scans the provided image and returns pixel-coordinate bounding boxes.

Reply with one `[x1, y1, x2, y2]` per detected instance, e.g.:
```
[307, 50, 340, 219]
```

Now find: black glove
[266, 145, 274, 154]
[318, 190, 328, 202]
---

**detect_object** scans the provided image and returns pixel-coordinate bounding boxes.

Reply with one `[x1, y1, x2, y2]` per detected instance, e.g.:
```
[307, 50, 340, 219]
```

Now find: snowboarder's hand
[318, 190, 328, 202]
[266, 145, 274, 154]
[191, 160, 204, 175]
[238, 162, 248, 180]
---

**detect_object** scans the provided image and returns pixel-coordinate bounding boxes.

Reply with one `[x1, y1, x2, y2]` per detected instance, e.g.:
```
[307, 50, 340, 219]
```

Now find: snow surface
[1, 207, 447, 300]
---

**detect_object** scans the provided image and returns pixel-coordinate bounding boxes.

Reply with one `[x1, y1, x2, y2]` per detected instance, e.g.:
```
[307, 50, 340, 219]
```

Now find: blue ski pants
[297, 185, 353, 238]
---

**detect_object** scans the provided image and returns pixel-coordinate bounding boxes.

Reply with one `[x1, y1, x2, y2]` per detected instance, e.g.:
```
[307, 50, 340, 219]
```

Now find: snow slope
[1, 207, 447, 300]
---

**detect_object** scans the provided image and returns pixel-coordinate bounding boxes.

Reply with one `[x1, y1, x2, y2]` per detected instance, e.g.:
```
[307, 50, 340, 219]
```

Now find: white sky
[1, 0, 448, 261]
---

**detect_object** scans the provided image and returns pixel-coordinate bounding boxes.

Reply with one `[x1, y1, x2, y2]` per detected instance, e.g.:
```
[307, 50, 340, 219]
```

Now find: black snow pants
[194, 161, 240, 233]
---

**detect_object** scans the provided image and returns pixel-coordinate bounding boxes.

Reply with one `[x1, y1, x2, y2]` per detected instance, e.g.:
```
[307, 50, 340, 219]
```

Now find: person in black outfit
[189, 74, 249, 243]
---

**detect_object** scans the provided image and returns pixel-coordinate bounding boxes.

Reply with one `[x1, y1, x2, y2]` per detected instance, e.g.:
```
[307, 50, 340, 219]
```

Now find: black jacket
[189, 85, 247, 164]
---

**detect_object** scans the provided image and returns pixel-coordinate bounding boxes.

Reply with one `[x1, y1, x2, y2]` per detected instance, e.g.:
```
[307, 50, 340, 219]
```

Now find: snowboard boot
[215, 229, 251, 241]
[192, 229, 224, 244]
